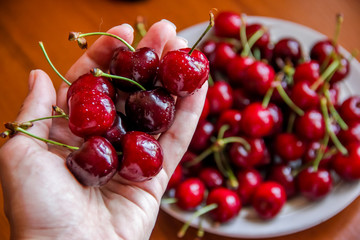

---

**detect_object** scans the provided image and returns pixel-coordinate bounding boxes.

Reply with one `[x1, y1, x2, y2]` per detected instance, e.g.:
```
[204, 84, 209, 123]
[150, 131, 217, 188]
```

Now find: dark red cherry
[272, 38, 303, 69]
[159, 48, 209, 97]
[252, 181, 286, 219]
[66, 136, 118, 186]
[340, 96, 360, 124]
[310, 39, 338, 64]
[175, 178, 205, 210]
[66, 73, 116, 102]
[332, 142, 360, 181]
[214, 11, 241, 39]
[245, 23, 270, 49]
[267, 103, 284, 134]
[109, 46, 159, 92]
[200, 97, 210, 121]
[330, 56, 349, 83]
[302, 141, 332, 169]
[293, 60, 320, 85]
[118, 131, 163, 182]
[232, 88, 255, 111]
[237, 168, 263, 205]
[209, 42, 236, 72]
[291, 81, 320, 110]
[297, 167, 333, 201]
[215, 109, 242, 138]
[102, 112, 129, 150]
[68, 90, 116, 138]
[199, 167, 224, 189]
[274, 133, 305, 162]
[180, 151, 202, 176]
[241, 102, 274, 138]
[206, 187, 241, 223]
[243, 61, 275, 95]
[167, 164, 183, 190]
[125, 87, 175, 135]
[268, 164, 297, 198]
[207, 81, 233, 115]
[226, 56, 255, 88]
[338, 122, 360, 145]
[295, 109, 325, 141]
[200, 39, 217, 58]
[189, 120, 215, 153]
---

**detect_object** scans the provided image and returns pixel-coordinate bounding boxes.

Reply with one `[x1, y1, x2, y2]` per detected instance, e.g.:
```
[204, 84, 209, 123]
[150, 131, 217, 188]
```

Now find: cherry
[118, 131, 163, 182]
[206, 187, 241, 223]
[214, 11, 241, 39]
[189, 120, 215, 153]
[66, 136, 118, 186]
[215, 109, 242, 138]
[109, 46, 159, 92]
[293, 60, 321, 85]
[332, 142, 360, 181]
[199, 97, 210, 121]
[175, 178, 205, 210]
[68, 90, 116, 138]
[200, 39, 217, 58]
[252, 181, 286, 219]
[303, 141, 332, 169]
[66, 73, 116, 102]
[236, 168, 263, 205]
[209, 42, 236, 72]
[330, 56, 349, 83]
[339, 96, 360, 124]
[338, 122, 360, 145]
[245, 23, 270, 49]
[274, 133, 305, 162]
[180, 151, 202, 175]
[232, 88, 255, 110]
[241, 102, 274, 138]
[267, 103, 284, 134]
[272, 38, 303, 69]
[295, 109, 325, 141]
[125, 87, 175, 135]
[199, 167, 224, 189]
[207, 81, 234, 115]
[226, 56, 255, 88]
[310, 39, 338, 64]
[290, 81, 320, 110]
[102, 112, 129, 150]
[297, 167, 333, 201]
[268, 164, 297, 198]
[167, 164, 183, 190]
[242, 61, 275, 95]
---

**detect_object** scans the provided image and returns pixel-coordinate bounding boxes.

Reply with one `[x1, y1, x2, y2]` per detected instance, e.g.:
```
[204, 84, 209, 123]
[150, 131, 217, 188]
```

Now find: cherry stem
[188, 11, 215, 55]
[217, 124, 230, 140]
[214, 151, 228, 179]
[185, 147, 213, 167]
[207, 74, 214, 87]
[323, 87, 348, 130]
[275, 75, 304, 116]
[311, 60, 340, 90]
[73, 32, 135, 52]
[91, 68, 146, 91]
[177, 203, 218, 238]
[161, 197, 178, 204]
[219, 150, 239, 188]
[320, 97, 348, 155]
[239, 14, 248, 55]
[221, 137, 251, 151]
[196, 218, 205, 239]
[283, 65, 295, 86]
[39, 42, 71, 86]
[333, 13, 344, 46]
[323, 146, 338, 159]
[15, 126, 78, 150]
[262, 85, 274, 108]
[313, 133, 329, 171]
[28, 114, 69, 123]
[136, 16, 147, 38]
[241, 28, 265, 57]
[286, 112, 296, 133]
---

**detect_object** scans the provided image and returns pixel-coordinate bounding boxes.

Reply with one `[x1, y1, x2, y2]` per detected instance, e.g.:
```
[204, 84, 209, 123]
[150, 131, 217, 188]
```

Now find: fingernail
[121, 23, 134, 33]
[28, 70, 37, 91]
[176, 36, 188, 45]
[160, 19, 177, 30]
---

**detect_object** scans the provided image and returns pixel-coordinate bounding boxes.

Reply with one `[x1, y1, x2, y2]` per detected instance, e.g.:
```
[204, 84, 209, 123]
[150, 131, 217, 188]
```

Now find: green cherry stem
[161, 197, 178, 204]
[136, 16, 147, 38]
[262, 85, 274, 108]
[39, 42, 71, 86]
[185, 147, 213, 167]
[219, 150, 239, 188]
[323, 87, 348, 130]
[239, 14, 248, 55]
[28, 114, 69, 123]
[241, 28, 265, 57]
[286, 112, 297, 133]
[311, 60, 340, 91]
[91, 68, 146, 91]
[214, 151, 228, 178]
[188, 11, 215, 55]
[312, 133, 329, 171]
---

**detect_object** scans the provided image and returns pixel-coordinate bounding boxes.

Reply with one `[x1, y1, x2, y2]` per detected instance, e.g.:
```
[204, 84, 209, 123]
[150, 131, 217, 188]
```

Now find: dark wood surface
[0, 0, 359, 239]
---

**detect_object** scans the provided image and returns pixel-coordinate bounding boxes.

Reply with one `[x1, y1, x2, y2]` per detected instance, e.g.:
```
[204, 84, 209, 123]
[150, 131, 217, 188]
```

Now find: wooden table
[0, 0, 359, 239]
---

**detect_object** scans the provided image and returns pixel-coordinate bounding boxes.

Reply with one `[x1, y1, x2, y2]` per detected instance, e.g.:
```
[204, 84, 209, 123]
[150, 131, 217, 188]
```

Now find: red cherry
[339, 96, 360, 123]
[237, 168, 263, 205]
[66, 136, 118, 186]
[209, 42, 236, 72]
[268, 164, 297, 198]
[207, 81, 233, 115]
[68, 90, 116, 138]
[180, 151, 202, 176]
[338, 122, 360, 145]
[245, 23, 270, 49]
[243, 61, 275, 95]
[290, 81, 320, 110]
[272, 38, 303, 69]
[189, 120, 215, 153]
[310, 39, 338, 64]
[102, 112, 129, 150]
[232, 88, 255, 111]
[302, 141, 332, 169]
[199, 167, 224, 189]
[206, 187, 241, 223]
[167, 164, 183, 190]
[241, 102, 274, 138]
[297, 167, 333, 201]
[159, 48, 209, 97]
[118, 131, 163, 182]
[332, 142, 360, 181]
[267, 103, 284, 134]
[330, 56, 350, 83]
[226, 56, 254, 87]
[199, 97, 210, 121]
[109, 46, 159, 92]
[274, 133, 305, 162]
[252, 181, 286, 219]
[175, 178, 205, 210]
[214, 11, 241, 39]
[295, 109, 325, 141]
[293, 60, 320, 85]
[215, 109, 242, 138]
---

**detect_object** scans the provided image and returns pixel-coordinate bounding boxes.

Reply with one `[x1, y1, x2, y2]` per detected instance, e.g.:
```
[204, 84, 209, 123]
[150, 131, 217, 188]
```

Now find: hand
[0, 20, 208, 240]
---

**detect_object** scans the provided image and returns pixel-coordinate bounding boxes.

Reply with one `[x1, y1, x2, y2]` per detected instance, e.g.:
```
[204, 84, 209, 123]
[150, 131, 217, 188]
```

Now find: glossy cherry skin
[214, 11, 241, 39]
[175, 178, 205, 210]
[66, 73, 116, 102]
[237, 168, 263, 205]
[252, 181, 286, 219]
[268, 164, 297, 198]
[274, 133, 305, 162]
[66, 136, 118, 186]
[297, 167, 333, 201]
[330, 56, 350, 83]
[200, 39, 217, 58]
[241, 102, 274, 138]
[189, 120, 215, 153]
[167, 164, 183, 190]
[229, 137, 268, 168]
[209, 42, 236, 72]
[109, 46, 159, 92]
[102, 112, 129, 150]
[291, 81, 320, 110]
[272, 38, 303, 69]
[302, 141, 332, 169]
[118, 131, 163, 182]
[295, 109, 325, 141]
[339, 96, 360, 124]
[226, 56, 255, 88]
[125, 87, 175, 135]
[310, 39, 337, 63]
[332, 143, 360, 181]
[243, 61, 275, 95]
[215, 109, 242, 138]
[338, 122, 360, 145]
[200, 97, 210, 121]
[159, 48, 209, 97]
[245, 23, 270, 49]
[267, 103, 284, 135]
[206, 187, 241, 223]
[68, 90, 116, 138]
[293, 60, 321, 85]
[199, 167, 224, 189]
[207, 81, 233, 115]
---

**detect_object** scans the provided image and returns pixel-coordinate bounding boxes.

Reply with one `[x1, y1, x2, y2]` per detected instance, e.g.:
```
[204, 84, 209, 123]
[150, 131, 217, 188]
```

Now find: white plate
[161, 16, 360, 238]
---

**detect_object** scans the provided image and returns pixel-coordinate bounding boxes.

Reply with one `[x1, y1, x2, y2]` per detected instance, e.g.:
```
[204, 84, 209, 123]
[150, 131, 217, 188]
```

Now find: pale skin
[0, 20, 208, 240]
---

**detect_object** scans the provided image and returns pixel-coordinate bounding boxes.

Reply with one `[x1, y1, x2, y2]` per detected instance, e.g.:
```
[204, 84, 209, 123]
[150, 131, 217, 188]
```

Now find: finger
[136, 19, 177, 57]
[159, 81, 208, 178]
[161, 36, 188, 58]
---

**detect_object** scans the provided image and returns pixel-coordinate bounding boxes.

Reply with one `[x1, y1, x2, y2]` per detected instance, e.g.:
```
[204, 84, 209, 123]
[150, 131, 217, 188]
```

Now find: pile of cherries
[164, 10, 360, 232]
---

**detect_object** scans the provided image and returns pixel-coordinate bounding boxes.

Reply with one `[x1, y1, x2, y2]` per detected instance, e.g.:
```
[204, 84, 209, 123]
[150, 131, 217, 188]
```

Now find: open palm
[0, 21, 207, 240]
